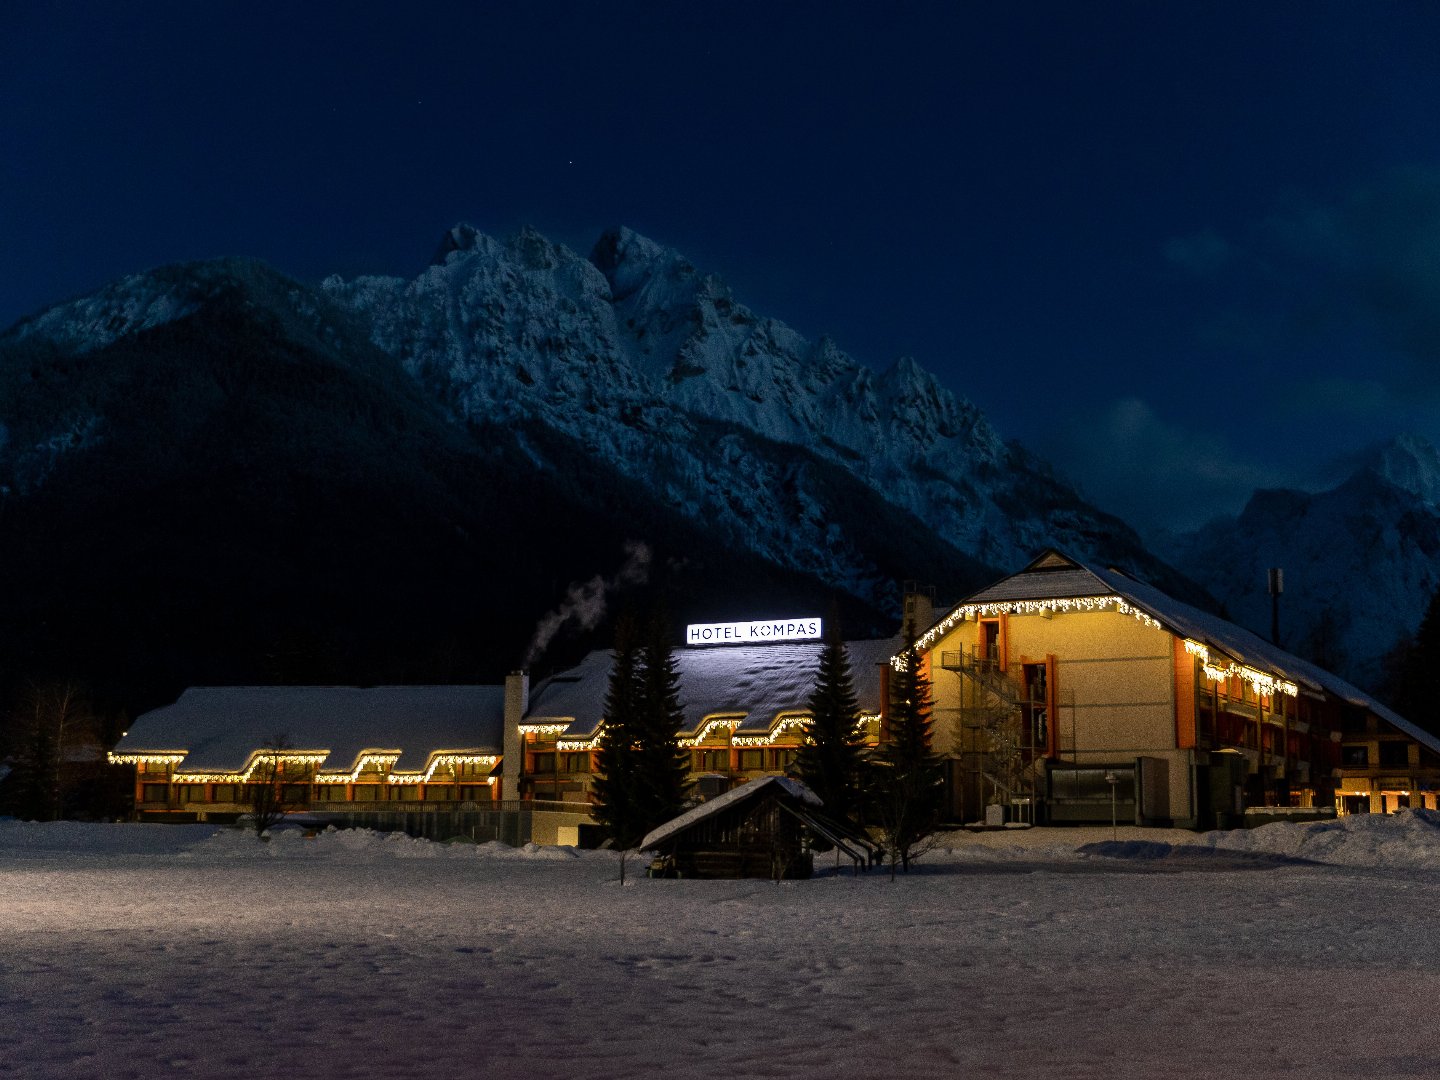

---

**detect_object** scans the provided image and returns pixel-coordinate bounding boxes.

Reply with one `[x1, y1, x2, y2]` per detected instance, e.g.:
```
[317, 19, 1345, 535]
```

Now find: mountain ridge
[1163, 432, 1440, 686]
[0, 225, 1238, 718]
[321, 223, 1198, 604]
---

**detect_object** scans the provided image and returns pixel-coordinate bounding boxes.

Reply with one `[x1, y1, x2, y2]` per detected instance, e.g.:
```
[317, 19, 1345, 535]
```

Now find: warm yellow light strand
[678, 716, 744, 748]
[910, 594, 1162, 659]
[1184, 639, 1297, 698]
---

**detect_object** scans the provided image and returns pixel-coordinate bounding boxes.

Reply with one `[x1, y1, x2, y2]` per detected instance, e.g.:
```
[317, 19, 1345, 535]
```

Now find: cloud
[1047, 398, 1286, 535]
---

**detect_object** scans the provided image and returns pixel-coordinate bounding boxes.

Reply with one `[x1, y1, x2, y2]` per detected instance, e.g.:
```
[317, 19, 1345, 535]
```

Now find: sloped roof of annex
[523, 636, 901, 742]
[111, 685, 506, 775]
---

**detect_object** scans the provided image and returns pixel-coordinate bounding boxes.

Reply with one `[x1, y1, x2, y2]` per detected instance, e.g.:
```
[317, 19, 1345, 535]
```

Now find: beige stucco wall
[531, 808, 596, 847]
[928, 608, 1196, 823]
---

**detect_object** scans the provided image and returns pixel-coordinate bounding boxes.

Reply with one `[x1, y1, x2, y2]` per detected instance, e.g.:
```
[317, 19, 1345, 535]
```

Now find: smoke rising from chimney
[523, 541, 651, 667]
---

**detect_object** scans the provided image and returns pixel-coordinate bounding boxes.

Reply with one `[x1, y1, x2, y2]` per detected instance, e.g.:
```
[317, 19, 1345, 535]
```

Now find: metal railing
[940, 647, 1025, 707]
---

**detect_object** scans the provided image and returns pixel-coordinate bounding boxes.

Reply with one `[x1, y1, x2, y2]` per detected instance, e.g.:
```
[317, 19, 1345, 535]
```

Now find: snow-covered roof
[1091, 565, 1440, 757]
[114, 686, 506, 773]
[525, 637, 900, 739]
[640, 775, 821, 850]
[930, 549, 1440, 757]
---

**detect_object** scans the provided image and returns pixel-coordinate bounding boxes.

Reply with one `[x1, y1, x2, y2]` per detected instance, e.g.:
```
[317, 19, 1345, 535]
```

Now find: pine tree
[796, 621, 868, 826]
[1395, 585, 1440, 737]
[592, 609, 690, 856]
[874, 623, 944, 874]
[592, 613, 646, 849]
[635, 608, 691, 830]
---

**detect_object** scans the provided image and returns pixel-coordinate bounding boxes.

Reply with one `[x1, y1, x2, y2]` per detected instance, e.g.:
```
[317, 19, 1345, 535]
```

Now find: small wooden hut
[640, 776, 874, 879]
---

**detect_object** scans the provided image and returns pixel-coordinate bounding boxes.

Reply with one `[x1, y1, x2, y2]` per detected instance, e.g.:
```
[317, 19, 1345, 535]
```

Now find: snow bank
[1199, 808, 1440, 869]
[1071, 809, 1440, 870]
[191, 825, 599, 862]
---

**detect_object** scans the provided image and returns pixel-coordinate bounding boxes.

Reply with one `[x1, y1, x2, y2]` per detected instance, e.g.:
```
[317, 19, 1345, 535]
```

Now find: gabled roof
[113, 685, 506, 773]
[966, 550, 1114, 603]
[640, 775, 821, 850]
[921, 549, 1440, 757]
[525, 637, 900, 740]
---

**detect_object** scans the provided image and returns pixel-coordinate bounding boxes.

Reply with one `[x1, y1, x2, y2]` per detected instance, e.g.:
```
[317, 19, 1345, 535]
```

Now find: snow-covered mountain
[0, 226, 1213, 713]
[320, 224, 1186, 604]
[1165, 434, 1440, 687]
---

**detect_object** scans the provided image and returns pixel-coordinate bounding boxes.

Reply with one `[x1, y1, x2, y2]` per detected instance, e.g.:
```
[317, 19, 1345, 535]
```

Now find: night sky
[5, 2, 1439, 534]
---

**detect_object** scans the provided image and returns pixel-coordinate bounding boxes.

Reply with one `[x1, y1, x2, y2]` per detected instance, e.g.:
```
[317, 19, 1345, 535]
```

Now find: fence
[306, 802, 542, 845]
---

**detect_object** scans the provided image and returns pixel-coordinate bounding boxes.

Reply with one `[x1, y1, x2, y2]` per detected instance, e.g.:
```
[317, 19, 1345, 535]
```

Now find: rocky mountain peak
[590, 226, 696, 301]
[1363, 433, 1440, 507]
[430, 223, 490, 265]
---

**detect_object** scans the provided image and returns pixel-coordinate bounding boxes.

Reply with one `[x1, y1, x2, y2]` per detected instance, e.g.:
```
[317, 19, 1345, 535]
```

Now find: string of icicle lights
[109, 749, 499, 785]
[518, 722, 571, 735]
[557, 713, 879, 751]
[732, 714, 878, 747]
[909, 595, 1164, 658]
[678, 717, 743, 748]
[109, 751, 187, 767]
[1183, 640, 1298, 698]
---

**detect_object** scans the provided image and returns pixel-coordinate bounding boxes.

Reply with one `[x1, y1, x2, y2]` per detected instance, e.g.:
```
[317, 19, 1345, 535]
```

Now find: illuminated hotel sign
[685, 618, 822, 646]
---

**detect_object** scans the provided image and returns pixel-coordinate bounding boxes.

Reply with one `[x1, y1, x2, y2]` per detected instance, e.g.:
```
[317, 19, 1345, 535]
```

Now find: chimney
[902, 581, 937, 637]
[502, 670, 530, 803]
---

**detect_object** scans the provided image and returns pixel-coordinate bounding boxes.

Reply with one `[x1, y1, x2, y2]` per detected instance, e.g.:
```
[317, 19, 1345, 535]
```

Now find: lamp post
[1104, 770, 1119, 842]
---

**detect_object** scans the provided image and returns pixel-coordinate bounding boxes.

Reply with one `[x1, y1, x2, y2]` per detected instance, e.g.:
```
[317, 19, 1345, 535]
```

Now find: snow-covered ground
[4, 814, 1440, 1079]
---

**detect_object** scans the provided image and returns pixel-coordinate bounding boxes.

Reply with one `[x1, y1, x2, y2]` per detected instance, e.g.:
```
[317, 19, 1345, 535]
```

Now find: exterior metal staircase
[939, 648, 1026, 707]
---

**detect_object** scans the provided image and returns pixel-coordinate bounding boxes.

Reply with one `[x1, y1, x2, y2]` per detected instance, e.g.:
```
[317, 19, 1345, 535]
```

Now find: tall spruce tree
[796, 620, 868, 825]
[874, 622, 944, 874]
[593, 613, 647, 849]
[1395, 585, 1440, 737]
[636, 607, 691, 830]
[593, 608, 690, 856]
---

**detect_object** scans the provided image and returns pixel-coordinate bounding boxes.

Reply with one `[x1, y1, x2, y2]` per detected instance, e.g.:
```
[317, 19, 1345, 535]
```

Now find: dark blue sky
[5, 2, 1439, 533]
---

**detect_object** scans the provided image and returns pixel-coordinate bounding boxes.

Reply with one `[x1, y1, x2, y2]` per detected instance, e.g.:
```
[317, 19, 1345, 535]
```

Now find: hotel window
[141, 783, 169, 802]
[562, 753, 590, 774]
[314, 785, 347, 802]
[212, 784, 238, 802]
[1341, 745, 1369, 767]
[532, 752, 556, 774]
[352, 784, 381, 801]
[1379, 742, 1410, 767]
[771, 748, 797, 771]
[695, 749, 728, 772]
[738, 749, 764, 770]
[179, 784, 207, 803]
